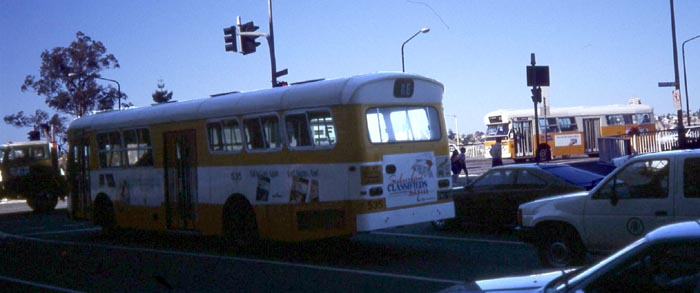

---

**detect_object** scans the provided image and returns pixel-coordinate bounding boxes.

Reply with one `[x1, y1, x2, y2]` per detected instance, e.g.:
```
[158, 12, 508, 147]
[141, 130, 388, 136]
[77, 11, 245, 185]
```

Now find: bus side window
[244, 118, 266, 150]
[285, 114, 311, 147]
[261, 116, 282, 149]
[309, 111, 335, 146]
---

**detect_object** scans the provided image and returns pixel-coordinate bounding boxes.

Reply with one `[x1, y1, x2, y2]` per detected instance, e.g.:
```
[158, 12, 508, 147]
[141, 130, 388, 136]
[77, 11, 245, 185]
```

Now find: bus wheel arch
[93, 193, 116, 233]
[222, 194, 259, 245]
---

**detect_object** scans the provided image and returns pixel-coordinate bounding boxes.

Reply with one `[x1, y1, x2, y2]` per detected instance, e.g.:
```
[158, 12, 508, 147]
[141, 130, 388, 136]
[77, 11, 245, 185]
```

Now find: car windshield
[541, 165, 603, 189]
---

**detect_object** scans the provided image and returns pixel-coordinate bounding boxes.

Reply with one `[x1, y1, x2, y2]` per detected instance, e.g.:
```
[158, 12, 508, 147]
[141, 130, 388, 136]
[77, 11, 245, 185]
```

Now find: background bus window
[539, 117, 559, 133]
[557, 117, 578, 132]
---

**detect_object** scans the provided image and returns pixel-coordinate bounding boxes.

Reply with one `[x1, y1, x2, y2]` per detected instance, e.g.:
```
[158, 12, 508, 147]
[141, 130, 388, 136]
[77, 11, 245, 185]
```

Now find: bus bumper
[355, 201, 455, 232]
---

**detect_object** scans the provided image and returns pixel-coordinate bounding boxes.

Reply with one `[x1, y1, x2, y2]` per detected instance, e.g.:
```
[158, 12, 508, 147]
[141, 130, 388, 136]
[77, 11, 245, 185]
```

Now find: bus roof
[1, 140, 50, 148]
[69, 72, 444, 132]
[483, 103, 654, 124]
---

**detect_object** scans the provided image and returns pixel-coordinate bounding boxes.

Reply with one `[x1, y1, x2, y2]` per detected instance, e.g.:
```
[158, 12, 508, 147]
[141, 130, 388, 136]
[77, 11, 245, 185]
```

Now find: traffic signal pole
[227, 0, 287, 88]
[530, 54, 541, 162]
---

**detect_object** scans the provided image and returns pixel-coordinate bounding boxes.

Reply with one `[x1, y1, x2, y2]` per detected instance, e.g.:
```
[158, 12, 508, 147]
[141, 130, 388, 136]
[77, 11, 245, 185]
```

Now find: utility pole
[669, 0, 686, 148]
[527, 53, 549, 162]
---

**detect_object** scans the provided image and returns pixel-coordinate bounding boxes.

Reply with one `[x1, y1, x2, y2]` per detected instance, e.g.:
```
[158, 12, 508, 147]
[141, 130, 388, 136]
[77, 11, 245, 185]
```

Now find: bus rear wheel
[536, 145, 551, 162]
[93, 194, 116, 235]
[223, 197, 259, 246]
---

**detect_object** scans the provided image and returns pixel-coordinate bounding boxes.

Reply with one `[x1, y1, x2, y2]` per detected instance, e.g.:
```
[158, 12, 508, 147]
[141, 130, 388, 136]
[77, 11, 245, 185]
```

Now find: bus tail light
[369, 186, 383, 197]
[361, 165, 382, 185]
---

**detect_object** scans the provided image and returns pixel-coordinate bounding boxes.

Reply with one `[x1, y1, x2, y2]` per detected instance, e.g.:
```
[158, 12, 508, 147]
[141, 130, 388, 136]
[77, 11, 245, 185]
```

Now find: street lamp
[68, 73, 122, 110]
[446, 114, 459, 146]
[682, 34, 700, 126]
[401, 27, 430, 72]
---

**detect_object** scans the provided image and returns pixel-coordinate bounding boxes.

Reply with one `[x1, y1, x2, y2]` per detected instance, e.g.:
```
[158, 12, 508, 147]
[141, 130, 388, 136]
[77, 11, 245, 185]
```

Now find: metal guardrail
[598, 125, 700, 165]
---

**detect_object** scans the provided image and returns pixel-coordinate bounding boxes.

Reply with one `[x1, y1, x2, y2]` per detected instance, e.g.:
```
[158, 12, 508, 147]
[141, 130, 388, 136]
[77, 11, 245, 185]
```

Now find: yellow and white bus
[67, 73, 454, 242]
[483, 103, 655, 162]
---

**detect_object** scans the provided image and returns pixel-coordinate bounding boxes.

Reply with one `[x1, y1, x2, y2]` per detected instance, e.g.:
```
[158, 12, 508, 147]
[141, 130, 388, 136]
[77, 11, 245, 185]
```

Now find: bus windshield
[366, 106, 441, 143]
[486, 124, 509, 136]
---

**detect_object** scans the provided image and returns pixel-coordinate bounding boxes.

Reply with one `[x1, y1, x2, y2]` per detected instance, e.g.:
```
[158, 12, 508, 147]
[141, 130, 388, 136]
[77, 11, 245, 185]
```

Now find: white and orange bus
[483, 102, 655, 162]
[67, 73, 454, 242]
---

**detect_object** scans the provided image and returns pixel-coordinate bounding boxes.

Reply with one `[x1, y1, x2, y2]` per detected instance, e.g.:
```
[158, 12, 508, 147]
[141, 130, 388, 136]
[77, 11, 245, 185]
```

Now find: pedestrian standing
[451, 149, 461, 184]
[490, 138, 503, 167]
[458, 147, 468, 183]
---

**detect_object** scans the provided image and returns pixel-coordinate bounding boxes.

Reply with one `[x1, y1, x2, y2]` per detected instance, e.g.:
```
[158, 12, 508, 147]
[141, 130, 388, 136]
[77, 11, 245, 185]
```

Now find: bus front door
[164, 130, 198, 230]
[513, 120, 534, 159]
[70, 138, 91, 219]
[583, 118, 601, 154]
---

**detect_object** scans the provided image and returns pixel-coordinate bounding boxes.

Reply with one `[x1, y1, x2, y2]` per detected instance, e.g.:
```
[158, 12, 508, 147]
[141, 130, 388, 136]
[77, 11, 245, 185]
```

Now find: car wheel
[537, 225, 584, 268]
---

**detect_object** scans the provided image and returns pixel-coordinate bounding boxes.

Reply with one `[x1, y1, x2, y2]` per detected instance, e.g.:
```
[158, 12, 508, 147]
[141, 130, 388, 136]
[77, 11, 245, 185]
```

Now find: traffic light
[239, 21, 261, 55]
[531, 87, 542, 103]
[223, 26, 237, 52]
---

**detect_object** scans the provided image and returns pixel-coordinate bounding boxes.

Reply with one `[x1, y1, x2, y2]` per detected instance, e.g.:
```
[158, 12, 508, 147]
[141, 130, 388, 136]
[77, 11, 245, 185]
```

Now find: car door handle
[655, 211, 668, 217]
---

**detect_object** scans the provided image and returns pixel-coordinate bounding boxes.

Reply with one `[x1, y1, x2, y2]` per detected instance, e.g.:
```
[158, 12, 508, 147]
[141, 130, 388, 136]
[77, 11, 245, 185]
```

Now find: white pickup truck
[517, 149, 700, 267]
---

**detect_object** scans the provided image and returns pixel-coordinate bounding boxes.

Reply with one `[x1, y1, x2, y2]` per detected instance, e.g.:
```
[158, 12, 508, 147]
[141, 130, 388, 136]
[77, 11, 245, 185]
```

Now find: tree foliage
[3, 110, 68, 142]
[17, 31, 126, 118]
[152, 79, 174, 104]
[5, 31, 126, 143]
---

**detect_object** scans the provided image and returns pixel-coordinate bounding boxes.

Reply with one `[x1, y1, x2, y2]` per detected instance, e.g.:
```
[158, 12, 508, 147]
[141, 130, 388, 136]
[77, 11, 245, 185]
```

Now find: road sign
[673, 89, 682, 111]
[527, 66, 550, 87]
[658, 81, 677, 87]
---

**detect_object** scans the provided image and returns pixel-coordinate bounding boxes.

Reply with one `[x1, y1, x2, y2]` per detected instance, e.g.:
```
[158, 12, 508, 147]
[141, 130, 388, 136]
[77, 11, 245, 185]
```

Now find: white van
[517, 149, 700, 267]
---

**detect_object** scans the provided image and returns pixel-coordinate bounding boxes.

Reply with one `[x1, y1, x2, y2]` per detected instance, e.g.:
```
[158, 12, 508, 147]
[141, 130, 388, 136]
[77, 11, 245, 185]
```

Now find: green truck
[0, 140, 67, 212]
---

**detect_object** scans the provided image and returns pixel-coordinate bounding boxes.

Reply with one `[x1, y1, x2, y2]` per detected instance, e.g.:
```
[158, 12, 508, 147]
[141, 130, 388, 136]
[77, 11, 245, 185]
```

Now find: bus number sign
[394, 78, 414, 98]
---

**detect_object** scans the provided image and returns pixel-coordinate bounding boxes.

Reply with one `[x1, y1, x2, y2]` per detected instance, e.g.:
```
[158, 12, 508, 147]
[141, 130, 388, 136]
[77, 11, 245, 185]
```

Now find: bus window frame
[283, 108, 337, 151]
[122, 128, 154, 167]
[242, 112, 283, 153]
[96, 130, 124, 168]
[206, 117, 245, 154]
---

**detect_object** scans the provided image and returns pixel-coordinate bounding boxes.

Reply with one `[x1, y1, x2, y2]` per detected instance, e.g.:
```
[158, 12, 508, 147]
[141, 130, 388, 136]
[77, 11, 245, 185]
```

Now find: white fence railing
[598, 125, 700, 165]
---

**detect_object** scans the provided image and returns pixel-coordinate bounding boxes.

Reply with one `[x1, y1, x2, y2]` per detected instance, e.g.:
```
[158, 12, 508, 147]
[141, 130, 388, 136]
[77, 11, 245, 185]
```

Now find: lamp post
[446, 114, 459, 146]
[94, 76, 121, 110]
[68, 73, 122, 110]
[401, 27, 430, 72]
[682, 34, 700, 126]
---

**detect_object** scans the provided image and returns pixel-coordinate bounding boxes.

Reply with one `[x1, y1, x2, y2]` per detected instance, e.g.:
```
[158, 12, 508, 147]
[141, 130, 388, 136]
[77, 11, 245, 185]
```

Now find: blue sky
[1, 0, 699, 144]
